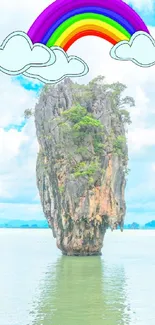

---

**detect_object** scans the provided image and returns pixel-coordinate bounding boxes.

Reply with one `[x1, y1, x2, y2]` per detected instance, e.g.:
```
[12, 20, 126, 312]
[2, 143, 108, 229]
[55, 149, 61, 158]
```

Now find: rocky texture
[35, 77, 131, 256]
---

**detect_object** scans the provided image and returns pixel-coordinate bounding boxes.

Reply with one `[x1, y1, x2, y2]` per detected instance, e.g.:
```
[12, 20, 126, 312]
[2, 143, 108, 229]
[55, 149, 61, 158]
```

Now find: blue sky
[0, 0, 155, 225]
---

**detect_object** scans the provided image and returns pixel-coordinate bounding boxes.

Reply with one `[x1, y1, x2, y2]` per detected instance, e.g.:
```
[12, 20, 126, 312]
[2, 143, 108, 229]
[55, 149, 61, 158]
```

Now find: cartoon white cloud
[0, 31, 54, 75]
[24, 46, 89, 83]
[110, 31, 155, 67]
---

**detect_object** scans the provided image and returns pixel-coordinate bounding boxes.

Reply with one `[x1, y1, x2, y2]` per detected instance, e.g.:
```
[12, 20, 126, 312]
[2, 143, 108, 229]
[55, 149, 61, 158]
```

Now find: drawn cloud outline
[110, 31, 155, 68]
[0, 31, 55, 75]
[24, 46, 89, 84]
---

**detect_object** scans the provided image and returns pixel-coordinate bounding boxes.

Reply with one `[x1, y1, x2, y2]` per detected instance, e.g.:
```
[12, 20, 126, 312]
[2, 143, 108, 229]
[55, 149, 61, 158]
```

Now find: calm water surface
[0, 229, 155, 325]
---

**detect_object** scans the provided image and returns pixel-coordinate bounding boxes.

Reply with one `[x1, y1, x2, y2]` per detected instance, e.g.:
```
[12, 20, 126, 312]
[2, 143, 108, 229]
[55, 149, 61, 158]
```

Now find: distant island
[0, 219, 49, 229]
[0, 220, 155, 229]
[122, 221, 155, 230]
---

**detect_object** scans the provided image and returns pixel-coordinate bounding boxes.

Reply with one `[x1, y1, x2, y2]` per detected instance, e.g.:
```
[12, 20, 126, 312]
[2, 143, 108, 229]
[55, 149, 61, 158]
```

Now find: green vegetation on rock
[113, 135, 126, 156]
[58, 104, 105, 184]
[24, 108, 34, 119]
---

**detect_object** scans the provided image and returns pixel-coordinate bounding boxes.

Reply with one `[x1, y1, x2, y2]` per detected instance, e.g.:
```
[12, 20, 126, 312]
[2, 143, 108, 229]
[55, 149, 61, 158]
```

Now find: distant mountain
[0, 219, 155, 229]
[144, 220, 155, 229]
[0, 219, 49, 229]
[123, 220, 155, 229]
[124, 222, 140, 229]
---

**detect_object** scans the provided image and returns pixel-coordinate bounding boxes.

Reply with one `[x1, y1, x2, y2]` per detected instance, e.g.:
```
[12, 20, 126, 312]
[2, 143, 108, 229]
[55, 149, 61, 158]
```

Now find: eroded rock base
[62, 251, 102, 256]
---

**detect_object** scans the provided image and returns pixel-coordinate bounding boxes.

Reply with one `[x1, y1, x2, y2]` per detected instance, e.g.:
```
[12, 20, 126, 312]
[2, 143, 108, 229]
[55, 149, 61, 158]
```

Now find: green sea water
[0, 229, 155, 325]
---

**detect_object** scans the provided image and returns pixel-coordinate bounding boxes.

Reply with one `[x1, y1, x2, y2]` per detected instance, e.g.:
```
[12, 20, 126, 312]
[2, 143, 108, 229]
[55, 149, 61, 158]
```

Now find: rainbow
[27, 0, 150, 52]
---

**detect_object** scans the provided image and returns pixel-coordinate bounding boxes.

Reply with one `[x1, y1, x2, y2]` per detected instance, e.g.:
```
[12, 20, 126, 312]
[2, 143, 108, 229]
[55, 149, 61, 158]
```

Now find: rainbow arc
[27, 0, 150, 51]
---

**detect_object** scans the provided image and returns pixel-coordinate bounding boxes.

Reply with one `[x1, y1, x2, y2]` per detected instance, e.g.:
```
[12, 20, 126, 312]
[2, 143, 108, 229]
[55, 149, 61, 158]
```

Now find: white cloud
[0, 128, 28, 158]
[151, 163, 155, 172]
[0, 74, 37, 128]
[0, 30, 88, 83]
[110, 31, 155, 67]
[24, 46, 89, 83]
[0, 0, 54, 41]
[0, 31, 52, 75]
[0, 119, 38, 200]
[125, 0, 154, 11]
[0, 203, 43, 220]
[127, 128, 155, 151]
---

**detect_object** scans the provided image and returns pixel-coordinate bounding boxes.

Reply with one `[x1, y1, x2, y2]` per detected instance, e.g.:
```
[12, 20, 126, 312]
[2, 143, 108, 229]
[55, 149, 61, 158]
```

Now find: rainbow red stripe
[27, 0, 150, 51]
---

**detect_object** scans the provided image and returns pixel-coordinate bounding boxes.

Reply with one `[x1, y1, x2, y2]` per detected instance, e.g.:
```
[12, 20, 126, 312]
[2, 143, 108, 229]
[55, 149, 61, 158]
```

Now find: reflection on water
[1, 230, 155, 325]
[31, 256, 130, 325]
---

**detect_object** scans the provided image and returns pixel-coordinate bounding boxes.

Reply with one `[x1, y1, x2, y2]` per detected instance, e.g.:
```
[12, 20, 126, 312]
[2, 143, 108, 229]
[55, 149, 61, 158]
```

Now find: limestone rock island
[34, 76, 133, 256]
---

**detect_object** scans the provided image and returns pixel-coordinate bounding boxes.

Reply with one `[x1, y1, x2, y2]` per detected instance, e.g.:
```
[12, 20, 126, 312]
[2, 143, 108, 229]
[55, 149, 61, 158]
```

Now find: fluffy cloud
[0, 31, 52, 75]
[0, 119, 37, 198]
[0, 0, 53, 41]
[0, 128, 28, 159]
[110, 32, 155, 67]
[128, 128, 155, 151]
[0, 74, 38, 128]
[125, 0, 154, 11]
[0, 203, 43, 220]
[24, 46, 89, 83]
[0, 30, 88, 82]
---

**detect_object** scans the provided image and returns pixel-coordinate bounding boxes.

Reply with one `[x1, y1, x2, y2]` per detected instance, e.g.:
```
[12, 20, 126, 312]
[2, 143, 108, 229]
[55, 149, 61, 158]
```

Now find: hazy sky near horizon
[0, 0, 155, 223]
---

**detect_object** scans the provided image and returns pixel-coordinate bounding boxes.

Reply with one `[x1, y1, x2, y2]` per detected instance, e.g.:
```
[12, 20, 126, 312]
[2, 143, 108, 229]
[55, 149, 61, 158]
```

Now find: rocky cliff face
[35, 77, 131, 256]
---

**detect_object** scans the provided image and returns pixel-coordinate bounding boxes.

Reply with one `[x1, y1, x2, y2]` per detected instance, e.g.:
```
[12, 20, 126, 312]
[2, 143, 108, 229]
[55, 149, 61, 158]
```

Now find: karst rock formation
[34, 76, 132, 256]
